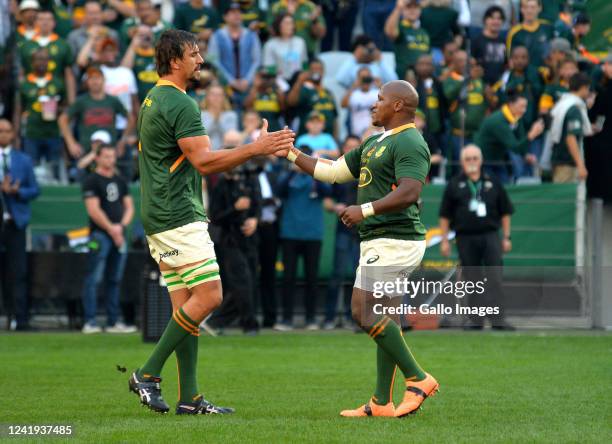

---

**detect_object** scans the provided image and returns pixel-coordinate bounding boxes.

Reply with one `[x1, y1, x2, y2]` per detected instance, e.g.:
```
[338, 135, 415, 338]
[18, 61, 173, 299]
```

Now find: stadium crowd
[0, 0, 611, 332]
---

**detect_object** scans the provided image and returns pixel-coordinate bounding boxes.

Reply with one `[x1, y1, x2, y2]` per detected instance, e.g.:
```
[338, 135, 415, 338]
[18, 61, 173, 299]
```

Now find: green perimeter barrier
[30, 183, 577, 280]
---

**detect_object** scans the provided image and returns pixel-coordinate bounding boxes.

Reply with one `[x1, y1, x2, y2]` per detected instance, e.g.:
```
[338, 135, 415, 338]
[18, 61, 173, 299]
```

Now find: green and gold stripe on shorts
[162, 271, 187, 291]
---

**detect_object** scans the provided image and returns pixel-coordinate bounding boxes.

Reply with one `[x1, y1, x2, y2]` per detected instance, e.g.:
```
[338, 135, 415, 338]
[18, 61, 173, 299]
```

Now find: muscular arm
[179, 127, 294, 176]
[85, 197, 115, 233]
[384, 5, 402, 41]
[339, 177, 423, 228]
[120, 195, 134, 227]
[291, 147, 356, 184]
[370, 177, 422, 215]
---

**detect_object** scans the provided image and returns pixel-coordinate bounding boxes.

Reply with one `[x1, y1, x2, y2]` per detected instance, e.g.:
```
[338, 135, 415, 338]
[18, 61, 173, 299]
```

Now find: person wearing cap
[80, 141, 135, 334]
[75, 129, 112, 175]
[295, 111, 338, 159]
[244, 66, 285, 132]
[287, 58, 338, 137]
[19, 9, 76, 104]
[268, 0, 326, 58]
[173, 0, 220, 42]
[208, 3, 261, 106]
[384, 0, 431, 80]
[218, 0, 267, 34]
[58, 66, 128, 160]
[539, 37, 572, 85]
[119, 0, 172, 52]
[262, 13, 308, 83]
[16, 0, 40, 48]
[14, 48, 66, 181]
[506, 0, 554, 68]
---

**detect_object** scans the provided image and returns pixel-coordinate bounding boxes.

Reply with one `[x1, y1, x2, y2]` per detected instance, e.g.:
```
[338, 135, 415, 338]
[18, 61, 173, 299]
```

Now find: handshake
[251, 119, 295, 158]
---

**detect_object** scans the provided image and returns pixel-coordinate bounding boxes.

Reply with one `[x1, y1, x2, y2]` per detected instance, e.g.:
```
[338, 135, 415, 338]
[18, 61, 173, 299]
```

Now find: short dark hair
[506, 87, 527, 104]
[155, 29, 198, 77]
[351, 35, 374, 52]
[569, 72, 590, 92]
[483, 5, 505, 23]
[344, 134, 361, 144]
[96, 144, 115, 155]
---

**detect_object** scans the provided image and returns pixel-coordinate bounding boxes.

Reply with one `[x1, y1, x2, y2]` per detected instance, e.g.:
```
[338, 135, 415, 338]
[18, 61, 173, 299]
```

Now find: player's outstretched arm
[178, 119, 294, 175]
[340, 177, 423, 227]
[286, 147, 356, 184]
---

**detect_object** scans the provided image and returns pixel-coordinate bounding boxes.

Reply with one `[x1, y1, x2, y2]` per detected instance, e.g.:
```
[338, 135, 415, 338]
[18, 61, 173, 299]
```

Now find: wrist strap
[287, 147, 300, 163]
[361, 202, 375, 218]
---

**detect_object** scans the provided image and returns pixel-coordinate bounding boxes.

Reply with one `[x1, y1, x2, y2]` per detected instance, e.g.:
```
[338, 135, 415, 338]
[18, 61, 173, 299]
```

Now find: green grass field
[0, 331, 610, 443]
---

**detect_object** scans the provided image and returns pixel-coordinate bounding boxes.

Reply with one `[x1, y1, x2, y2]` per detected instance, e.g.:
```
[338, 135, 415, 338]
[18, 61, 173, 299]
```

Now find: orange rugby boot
[394, 373, 439, 418]
[340, 398, 395, 417]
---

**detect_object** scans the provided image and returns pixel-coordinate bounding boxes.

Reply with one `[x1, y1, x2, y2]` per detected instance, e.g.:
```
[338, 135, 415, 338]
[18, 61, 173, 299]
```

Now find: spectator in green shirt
[19, 10, 76, 104]
[539, 57, 577, 115]
[15, 48, 66, 181]
[58, 66, 128, 160]
[475, 89, 544, 183]
[549, 72, 592, 183]
[173, 0, 220, 42]
[286, 59, 338, 137]
[384, 0, 431, 80]
[506, 0, 554, 68]
[443, 51, 488, 168]
[120, 25, 158, 103]
[492, 45, 543, 128]
[420, 0, 460, 66]
[244, 66, 286, 132]
[118, 0, 172, 52]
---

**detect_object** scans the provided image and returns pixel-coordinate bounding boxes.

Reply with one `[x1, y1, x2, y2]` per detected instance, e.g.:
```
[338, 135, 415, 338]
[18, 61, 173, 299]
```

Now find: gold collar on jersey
[156, 79, 187, 94]
[376, 123, 416, 142]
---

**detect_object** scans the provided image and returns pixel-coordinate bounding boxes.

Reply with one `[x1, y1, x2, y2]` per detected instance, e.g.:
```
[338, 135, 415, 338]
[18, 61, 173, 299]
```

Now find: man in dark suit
[0, 119, 40, 330]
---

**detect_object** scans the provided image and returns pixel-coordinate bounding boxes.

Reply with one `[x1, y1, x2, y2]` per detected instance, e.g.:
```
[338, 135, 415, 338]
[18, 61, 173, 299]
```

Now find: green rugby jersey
[137, 80, 207, 235]
[344, 124, 431, 242]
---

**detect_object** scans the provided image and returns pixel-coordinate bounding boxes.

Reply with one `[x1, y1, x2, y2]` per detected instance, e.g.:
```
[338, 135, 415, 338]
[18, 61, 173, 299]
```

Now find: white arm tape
[313, 156, 356, 184]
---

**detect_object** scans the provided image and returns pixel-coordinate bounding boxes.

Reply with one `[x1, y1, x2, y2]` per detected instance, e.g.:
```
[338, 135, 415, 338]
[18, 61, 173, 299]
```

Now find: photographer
[208, 146, 262, 334]
[120, 25, 159, 103]
[244, 67, 286, 132]
[286, 59, 338, 137]
[341, 67, 380, 138]
[335, 35, 397, 90]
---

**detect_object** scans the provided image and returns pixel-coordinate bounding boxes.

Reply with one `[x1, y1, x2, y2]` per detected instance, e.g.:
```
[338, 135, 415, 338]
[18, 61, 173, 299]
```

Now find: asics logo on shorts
[367, 255, 380, 264]
[159, 249, 179, 261]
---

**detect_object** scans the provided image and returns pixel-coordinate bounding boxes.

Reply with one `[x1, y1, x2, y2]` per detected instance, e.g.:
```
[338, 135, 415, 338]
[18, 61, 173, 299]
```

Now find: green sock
[175, 333, 200, 403]
[138, 307, 199, 378]
[373, 345, 397, 405]
[369, 316, 426, 381]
